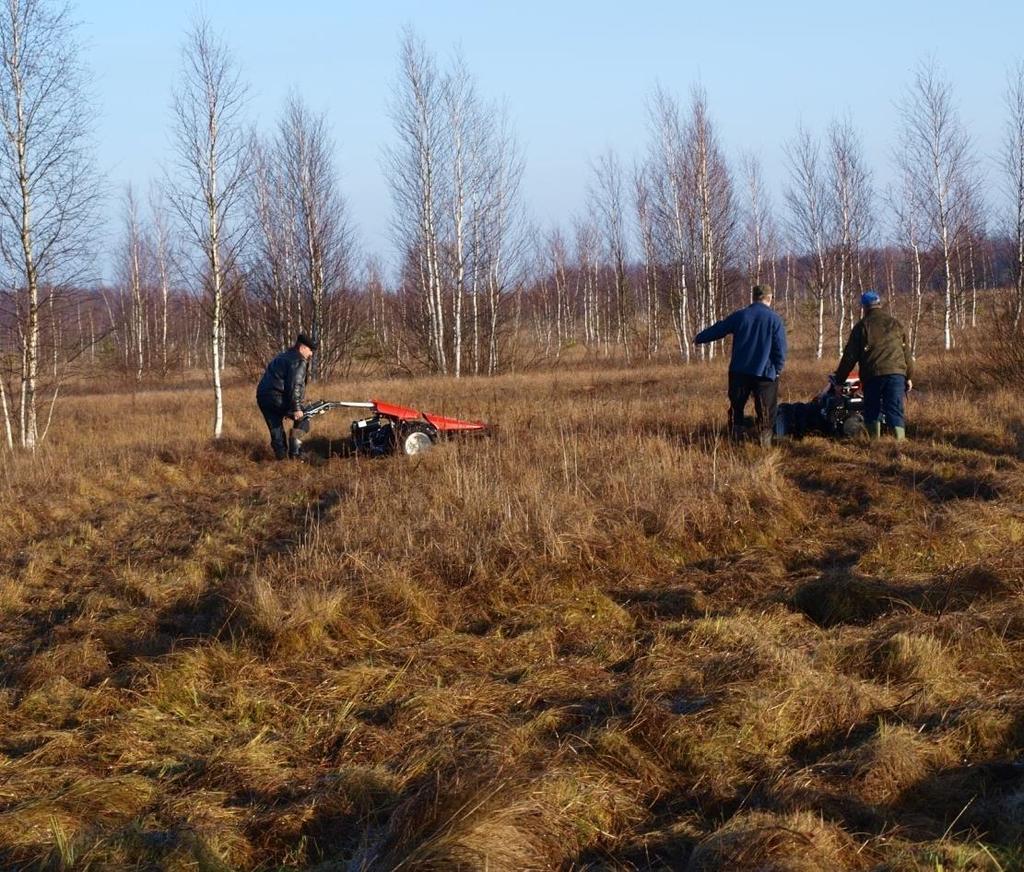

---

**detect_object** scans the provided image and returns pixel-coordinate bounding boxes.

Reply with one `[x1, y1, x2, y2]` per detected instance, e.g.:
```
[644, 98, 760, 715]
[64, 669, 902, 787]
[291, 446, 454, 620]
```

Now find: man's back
[257, 348, 306, 408]
[837, 308, 912, 382]
[696, 302, 787, 380]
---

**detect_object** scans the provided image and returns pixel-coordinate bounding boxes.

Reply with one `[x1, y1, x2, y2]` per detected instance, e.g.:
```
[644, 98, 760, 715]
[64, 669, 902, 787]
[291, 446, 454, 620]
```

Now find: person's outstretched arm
[695, 312, 735, 345]
[902, 328, 914, 389]
[833, 323, 864, 384]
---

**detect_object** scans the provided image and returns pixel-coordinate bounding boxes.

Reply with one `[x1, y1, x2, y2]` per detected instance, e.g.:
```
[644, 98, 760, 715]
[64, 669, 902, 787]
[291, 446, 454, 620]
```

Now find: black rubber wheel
[842, 412, 867, 439]
[398, 422, 437, 456]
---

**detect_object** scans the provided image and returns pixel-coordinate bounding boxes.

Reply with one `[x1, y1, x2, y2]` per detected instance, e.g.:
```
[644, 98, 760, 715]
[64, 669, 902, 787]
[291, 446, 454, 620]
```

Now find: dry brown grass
[687, 809, 868, 871]
[0, 354, 1022, 871]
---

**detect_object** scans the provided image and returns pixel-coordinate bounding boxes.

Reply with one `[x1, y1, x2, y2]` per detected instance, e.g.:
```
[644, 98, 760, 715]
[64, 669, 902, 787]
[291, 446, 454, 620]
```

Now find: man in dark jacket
[832, 291, 913, 441]
[256, 333, 317, 459]
[695, 284, 788, 447]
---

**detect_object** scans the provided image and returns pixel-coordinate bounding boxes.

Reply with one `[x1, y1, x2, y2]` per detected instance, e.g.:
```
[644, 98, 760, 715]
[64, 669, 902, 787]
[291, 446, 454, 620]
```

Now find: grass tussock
[687, 810, 867, 871]
[0, 355, 1022, 869]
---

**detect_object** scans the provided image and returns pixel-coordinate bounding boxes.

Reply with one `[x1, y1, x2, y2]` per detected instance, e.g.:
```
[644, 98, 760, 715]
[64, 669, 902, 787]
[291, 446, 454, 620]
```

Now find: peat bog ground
[1, 358, 1023, 871]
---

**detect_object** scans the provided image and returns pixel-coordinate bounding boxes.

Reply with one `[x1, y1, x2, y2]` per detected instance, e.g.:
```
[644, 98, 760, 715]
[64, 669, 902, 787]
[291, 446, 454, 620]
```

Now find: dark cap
[296, 333, 319, 351]
[752, 284, 773, 300]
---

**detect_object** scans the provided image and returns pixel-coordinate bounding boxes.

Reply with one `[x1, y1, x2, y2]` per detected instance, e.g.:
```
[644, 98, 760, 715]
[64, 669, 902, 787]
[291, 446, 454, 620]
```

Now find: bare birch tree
[118, 184, 147, 380]
[0, 0, 99, 450]
[890, 170, 926, 356]
[827, 117, 873, 352]
[441, 54, 482, 378]
[386, 32, 523, 376]
[386, 30, 447, 373]
[740, 152, 777, 288]
[244, 133, 296, 354]
[957, 195, 985, 330]
[646, 86, 692, 361]
[149, 185, 176, 372]
[1005, 61, 1024, 328]
[686, 87, 735, 358]
[544, 227, 572, 357]
[276, 94, 357, 379]
[482, 107, 526, 374]
[785, 126, 830, 359]
[589, 150, 631, 357]
[897, 60, 976, 351]
[167, 16, 248, 438]
[633, 162, 660, 358]
[573, 217, 600, 350]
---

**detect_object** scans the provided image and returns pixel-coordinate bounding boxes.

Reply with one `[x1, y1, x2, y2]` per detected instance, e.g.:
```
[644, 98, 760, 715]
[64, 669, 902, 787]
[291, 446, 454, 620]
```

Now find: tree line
[0, 3, 1022, 448]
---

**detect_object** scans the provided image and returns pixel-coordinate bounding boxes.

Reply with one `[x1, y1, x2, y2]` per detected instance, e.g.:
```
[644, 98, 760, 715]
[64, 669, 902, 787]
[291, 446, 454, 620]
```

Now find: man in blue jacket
[694, 284, 788, 447]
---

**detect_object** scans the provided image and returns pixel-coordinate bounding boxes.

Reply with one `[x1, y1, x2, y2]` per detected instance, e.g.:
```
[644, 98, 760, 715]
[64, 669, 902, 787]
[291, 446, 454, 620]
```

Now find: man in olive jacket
[832, 291, 914, 440]
[256, 333, 317, 459]
[695, 284, 787, 447]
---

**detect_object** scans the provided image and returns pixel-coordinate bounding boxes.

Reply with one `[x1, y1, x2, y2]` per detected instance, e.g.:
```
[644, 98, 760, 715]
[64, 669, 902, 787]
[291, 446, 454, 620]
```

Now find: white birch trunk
[942, 227, 954, 351]
[0, 374, 12, 449]
[209, 154, 224, 438]
[911, 241, 923, 358]
[1017, 229, 1024, 329]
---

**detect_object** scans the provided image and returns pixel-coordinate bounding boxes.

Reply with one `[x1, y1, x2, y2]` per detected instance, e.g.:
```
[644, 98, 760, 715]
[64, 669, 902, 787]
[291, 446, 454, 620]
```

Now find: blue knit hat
[861, 290, 881, 308]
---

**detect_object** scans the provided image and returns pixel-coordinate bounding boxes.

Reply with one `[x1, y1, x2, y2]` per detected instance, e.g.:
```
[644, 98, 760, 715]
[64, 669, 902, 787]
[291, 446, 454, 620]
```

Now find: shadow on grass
[575, 822, 696, 870]
[785, 564, 1009, 628]
[4, 471, 355, 693]
[787, 436, 1005, 506]
[898, 467, 1002, 502]
[244, 434, 356, 463]
[335, 687, 637, 870]
[912, 421, 1024, 461]
[301, 434, 357, 460]
[609, 581, 709, 621]
[1012, 419, 1024, 458]
[121, 483, 351, 661]
[0, 826, 236, 872]
[901, 760, 1024, 865]
[789, 468, 877, 516]
[612, 717, 1024, 870]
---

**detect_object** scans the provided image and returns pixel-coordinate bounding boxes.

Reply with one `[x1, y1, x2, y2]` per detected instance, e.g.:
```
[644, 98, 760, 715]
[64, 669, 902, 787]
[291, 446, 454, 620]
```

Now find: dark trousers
[863, 374, 906, 429]
[728, 371, 779, 436]
[257, 395, 309, 459]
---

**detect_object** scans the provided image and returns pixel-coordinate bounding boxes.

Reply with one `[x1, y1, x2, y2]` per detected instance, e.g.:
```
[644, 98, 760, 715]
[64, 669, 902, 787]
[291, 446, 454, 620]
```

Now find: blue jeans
[862, 375, 906, 428]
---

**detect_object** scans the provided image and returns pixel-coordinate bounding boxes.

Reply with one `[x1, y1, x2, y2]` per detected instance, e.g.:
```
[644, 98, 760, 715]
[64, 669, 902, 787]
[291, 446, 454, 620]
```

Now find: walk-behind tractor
[301, 399, 488, 456]
[775, 375, 867, 440]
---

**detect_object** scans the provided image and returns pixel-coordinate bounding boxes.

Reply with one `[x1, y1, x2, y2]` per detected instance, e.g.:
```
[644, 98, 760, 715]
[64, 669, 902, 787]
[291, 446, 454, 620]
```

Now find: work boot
[730, 425, 745, 443]
[893, 426, 906, 442]
[288, 436, 303, 459]
[867, 421, 882, 439]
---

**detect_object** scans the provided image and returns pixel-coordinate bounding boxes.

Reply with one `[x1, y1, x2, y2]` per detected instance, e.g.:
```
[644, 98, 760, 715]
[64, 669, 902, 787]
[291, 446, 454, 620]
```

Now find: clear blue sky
[83, 0, 1023, 276]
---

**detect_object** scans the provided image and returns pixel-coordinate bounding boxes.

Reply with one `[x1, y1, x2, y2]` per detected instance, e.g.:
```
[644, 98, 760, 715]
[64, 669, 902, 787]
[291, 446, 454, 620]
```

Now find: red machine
[302, 399, 487, 455]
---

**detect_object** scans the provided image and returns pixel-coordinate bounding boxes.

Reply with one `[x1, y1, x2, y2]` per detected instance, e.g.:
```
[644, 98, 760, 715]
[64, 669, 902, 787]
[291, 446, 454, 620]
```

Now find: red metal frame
[370, 399, 487, 433]
[371, 400, 422, 421]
